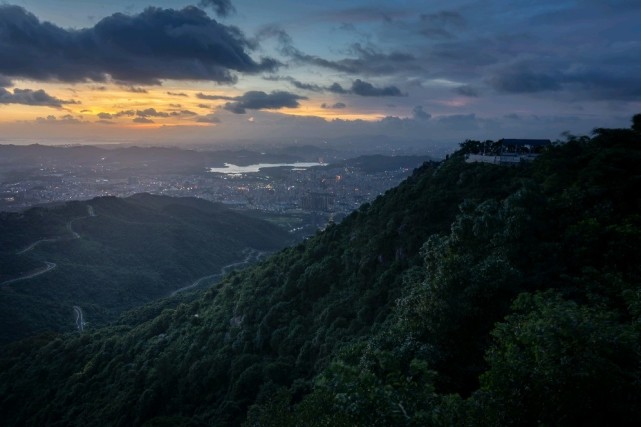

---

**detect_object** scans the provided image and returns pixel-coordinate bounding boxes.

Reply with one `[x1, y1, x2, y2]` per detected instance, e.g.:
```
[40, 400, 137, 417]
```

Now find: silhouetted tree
[632, 113, 641, 133]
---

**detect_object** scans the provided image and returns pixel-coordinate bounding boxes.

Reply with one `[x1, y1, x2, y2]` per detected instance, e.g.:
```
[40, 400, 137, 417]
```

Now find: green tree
[476, 292, 641, 426]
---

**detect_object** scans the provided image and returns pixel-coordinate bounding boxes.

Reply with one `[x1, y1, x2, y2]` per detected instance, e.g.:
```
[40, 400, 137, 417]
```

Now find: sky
[0, 0, 639, 151]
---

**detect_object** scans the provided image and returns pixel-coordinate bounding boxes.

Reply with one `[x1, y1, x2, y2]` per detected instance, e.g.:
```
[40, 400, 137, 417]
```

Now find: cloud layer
[223, 91, 307, 114]
[268, 76, 405, 97]
[0, 0, 639, 145]
[0, 87, 77, 107]
[198, 0, 235, 17]
[0, 4, 277, 84]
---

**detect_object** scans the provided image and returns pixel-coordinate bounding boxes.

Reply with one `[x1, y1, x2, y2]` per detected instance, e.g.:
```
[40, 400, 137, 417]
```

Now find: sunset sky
[0, 0, 639, 148]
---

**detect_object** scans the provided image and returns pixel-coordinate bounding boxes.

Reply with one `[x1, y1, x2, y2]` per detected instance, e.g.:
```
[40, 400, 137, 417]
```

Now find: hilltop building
[465, 138, 551, 165]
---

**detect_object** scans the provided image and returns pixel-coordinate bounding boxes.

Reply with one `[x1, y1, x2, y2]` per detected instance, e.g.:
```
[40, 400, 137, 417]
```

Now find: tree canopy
[1, 116, 640, 426]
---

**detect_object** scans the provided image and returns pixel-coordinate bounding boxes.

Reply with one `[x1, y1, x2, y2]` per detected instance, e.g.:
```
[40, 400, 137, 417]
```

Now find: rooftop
[500, 139, 552, 147]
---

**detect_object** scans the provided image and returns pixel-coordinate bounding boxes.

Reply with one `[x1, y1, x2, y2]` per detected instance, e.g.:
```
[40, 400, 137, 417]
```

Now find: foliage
[473, 291, 641, 426]
[1, 118, 640, 426]
[0, 194, 291, 345]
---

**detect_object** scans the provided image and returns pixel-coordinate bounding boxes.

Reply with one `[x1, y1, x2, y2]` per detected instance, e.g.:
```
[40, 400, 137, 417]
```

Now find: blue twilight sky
[0, 0, 640, 151]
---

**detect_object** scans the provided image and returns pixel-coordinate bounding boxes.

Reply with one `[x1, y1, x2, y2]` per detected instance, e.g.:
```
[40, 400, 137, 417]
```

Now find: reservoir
[209, 162, 325, 174]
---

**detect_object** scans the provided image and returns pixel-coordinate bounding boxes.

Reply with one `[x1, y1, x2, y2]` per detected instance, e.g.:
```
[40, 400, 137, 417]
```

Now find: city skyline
[0, 0, 639, 148]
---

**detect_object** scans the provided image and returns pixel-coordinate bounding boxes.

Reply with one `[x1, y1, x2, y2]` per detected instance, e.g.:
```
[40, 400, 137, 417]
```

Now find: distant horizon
[0, 139, 445, 159]
[0, 1, 638, 149]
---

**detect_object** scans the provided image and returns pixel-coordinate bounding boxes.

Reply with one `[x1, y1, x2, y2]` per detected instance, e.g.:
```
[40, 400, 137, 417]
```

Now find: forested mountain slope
[1, 119, 640, 426]
[0, 194, 291, 345]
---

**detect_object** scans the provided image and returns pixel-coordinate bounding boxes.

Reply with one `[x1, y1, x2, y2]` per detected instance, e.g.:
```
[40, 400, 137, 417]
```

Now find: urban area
[0, 151, 428, 234]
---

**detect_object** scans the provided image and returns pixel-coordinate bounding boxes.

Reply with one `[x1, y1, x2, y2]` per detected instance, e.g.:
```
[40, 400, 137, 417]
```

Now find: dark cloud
[412, 105, 431, 120]
[327, 83, 349, 94]
[264, 76, 324, 92]
[124, 86, 148, 93]
[284, 42, 418, 76]
[196, 92, 237, 100]
[167, 91, 188, 97]
[253, 25, 292, 47]
[169, 103, 182, 108]
[324, 79, 404, 96]
[223, 90, 307, 114]
[101, 109, 188, 119]
[137, 108, 169, 118]
[260, 25, 417, 77]
[287, 79, 324, 92]
[336, 43, 418, 74]
[285, 79, 404, 97]
[96, 119, 115, 125]
[488, 57, 641, 100]
[198, 89, 310, 114]
[454, 85, 479, 97]
[561, 64, 641, 101]
[409, 4, 641, 104]
[351, 79, 405, 97]
[425, 37, 500, 73]
[0, 5, 278, 85]
[198, 0, 235, 17]
[196, 114, 221, 123]
[35, 114, 84, 124]
[197, 103, 211, 109]
[285, 48, 355, 72]
[133, 117, 154, 124]
[171, 110, 198, 116]
[321, 102, 347, 109]
[0, 87, 78, 107]
[489, 64, 561, 93]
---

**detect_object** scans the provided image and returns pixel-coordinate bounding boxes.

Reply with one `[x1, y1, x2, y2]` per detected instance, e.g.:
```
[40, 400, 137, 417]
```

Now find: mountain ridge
[1, 119, 640, 426]
[0, 193, 292, 345]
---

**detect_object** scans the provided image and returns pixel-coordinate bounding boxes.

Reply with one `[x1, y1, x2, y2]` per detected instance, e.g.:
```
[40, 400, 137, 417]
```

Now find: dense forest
[0, 194, 291, 345]
[1, 117, 640, 426]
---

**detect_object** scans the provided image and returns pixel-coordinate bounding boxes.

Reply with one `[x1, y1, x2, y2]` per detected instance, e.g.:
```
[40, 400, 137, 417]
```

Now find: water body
[208, 162, 325, 174]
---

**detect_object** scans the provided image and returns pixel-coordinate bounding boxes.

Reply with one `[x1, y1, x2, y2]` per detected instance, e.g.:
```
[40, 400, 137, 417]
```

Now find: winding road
[170, 248, 267, 296]
[0, 261, 57, 286]
[16, 238, 61, 255]
[73, 305, 85, 332]
[4, 204, 261, 333]
[1, 205, 94, 286]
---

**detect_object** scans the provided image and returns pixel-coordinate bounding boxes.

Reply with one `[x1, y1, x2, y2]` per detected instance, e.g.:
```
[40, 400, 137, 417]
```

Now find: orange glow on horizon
[284, 101, 386, 121]
[0, 80, 387, 129]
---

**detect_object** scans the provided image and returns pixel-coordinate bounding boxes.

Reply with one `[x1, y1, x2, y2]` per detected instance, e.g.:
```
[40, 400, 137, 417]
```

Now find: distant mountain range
[0, 145, 308, 176]
[0, 194, 292, 345]
[0, 143, 434, 177]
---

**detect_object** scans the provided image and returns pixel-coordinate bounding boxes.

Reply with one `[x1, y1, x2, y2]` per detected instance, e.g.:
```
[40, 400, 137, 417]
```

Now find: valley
[0, 194, 293, 345]
[2, 123, 639, 425]
[0, 0, 638, 424]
